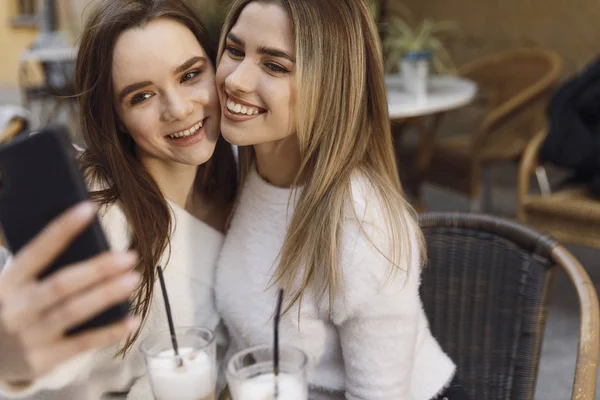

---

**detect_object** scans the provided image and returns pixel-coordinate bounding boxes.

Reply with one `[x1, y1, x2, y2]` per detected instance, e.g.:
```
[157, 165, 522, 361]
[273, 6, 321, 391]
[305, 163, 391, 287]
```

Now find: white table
[385, 75, 477, 210]
[386, 75, 477, 120]
[20, 46, 78, 63]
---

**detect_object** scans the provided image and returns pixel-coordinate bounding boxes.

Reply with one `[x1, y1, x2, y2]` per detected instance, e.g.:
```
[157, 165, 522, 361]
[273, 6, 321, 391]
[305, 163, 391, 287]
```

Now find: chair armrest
[0, 118, 25, 144]
[552, 245, 600, 400]
[517, 130, 547, 220]
[471, 54, 561, 151]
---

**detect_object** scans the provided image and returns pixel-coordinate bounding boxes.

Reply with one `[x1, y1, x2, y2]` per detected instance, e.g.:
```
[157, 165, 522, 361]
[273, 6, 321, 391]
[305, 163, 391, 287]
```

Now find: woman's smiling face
[111, 18, 220, 168]
[216, 2, 297, 147]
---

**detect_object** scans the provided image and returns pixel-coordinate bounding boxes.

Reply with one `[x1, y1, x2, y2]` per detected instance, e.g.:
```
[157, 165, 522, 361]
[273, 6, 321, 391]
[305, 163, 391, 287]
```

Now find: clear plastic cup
[141, 326, 216, 400]
[226, 344, 308, 400]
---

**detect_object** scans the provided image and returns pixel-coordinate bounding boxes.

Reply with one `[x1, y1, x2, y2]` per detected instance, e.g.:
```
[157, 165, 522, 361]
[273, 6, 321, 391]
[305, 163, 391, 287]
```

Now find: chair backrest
[460, 49, 563, 159]
[460, 49, 561, 108]
[419, 212, 599, 400]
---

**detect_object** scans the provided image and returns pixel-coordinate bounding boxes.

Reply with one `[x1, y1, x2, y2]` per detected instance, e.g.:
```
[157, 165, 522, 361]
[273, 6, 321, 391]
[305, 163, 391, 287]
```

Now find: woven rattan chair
[419, 212, 599, 400]
[518, 130, 600, 248]
[399, 49, 563, 210]
[0, 118, 26, 144]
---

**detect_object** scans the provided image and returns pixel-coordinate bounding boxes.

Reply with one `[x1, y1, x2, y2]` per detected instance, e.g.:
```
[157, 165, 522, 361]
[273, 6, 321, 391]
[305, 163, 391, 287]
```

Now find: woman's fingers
[21, 271, 140, 347]
[0, 202, 97, 292]
[1, 251, 138, 332]
[27, 316, 141, 377]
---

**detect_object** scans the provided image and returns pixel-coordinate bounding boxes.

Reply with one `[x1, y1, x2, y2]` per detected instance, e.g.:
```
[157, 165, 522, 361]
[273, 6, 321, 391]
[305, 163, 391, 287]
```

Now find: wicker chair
[399, 49, 563, 210]
[0, 118, 26, 144]
[518, 130, 600, 248]
[419, 212, 599, 400]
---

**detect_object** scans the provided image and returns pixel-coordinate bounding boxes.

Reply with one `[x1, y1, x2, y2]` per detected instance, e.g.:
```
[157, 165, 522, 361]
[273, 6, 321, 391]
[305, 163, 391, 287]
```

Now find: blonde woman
[214, 0, 469, 399]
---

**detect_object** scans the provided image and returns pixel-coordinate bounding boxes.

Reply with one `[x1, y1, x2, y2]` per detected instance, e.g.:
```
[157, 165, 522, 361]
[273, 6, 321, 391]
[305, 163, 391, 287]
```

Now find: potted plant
[366, 0, 380, 21]
[187, 0, 231, 43]
[383, 17, 457, 99]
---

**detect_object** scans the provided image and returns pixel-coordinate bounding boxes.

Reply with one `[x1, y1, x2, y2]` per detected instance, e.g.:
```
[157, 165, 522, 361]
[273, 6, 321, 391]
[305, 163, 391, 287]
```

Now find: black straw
[156, 266, 183, 368]
[273, 289, 284, 398]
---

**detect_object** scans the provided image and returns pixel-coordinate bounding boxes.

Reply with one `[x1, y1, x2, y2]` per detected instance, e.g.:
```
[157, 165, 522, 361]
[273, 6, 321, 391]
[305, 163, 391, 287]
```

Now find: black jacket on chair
[540, 56, 600, 195]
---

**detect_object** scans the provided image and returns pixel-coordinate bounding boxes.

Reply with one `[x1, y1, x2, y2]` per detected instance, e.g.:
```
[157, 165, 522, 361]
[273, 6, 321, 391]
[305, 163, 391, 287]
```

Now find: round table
[20, 46, 77, 63]
[385, 75, 478, 210]
[386, 75, 477, 120]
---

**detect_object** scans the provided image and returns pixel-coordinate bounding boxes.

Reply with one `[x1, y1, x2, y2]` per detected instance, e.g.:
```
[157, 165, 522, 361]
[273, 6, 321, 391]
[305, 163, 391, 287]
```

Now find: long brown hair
[76, 0, 237, 356]
[218, 0, 424, 313]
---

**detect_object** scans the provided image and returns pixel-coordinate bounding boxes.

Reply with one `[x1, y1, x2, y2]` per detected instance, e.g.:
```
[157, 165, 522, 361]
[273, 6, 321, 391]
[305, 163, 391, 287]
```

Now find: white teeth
[227, 97, 261, 116]
[167, 120, 204, 139]
[227, 99, 235, 111]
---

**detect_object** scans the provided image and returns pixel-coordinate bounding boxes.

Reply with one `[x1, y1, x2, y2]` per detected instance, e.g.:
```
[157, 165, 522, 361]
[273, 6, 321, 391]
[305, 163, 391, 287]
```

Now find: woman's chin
[220, 128, 248, 147]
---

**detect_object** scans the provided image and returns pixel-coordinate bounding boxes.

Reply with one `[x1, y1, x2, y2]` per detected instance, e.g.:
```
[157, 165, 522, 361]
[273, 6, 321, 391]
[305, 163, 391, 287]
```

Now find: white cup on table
[141, 326, 216, 400]
[226, 344, 308, 400]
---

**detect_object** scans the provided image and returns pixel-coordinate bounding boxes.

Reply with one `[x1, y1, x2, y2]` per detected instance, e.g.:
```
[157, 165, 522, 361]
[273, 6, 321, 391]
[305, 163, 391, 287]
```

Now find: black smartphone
[0, 125, 130, 335]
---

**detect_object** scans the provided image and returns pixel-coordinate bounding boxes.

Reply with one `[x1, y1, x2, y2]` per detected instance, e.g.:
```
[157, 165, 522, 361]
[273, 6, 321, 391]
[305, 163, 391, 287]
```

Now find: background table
[385, 75, 478, 209]
[386, 75, 477, 120]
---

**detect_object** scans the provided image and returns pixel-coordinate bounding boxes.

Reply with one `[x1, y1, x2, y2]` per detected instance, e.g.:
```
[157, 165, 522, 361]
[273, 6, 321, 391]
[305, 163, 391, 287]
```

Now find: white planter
[400, 52, 431, 101]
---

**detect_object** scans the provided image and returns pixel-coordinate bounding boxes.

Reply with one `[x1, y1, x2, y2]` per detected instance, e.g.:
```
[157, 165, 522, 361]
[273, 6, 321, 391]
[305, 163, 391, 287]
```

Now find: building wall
[393, 0, 600, 77]
[0, 2, 38, 87]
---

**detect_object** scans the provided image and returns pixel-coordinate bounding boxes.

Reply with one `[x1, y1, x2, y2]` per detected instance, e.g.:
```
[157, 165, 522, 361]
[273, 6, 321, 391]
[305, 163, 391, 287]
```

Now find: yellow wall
[395, 0, 600, 77]
[0, 2, 38, 87]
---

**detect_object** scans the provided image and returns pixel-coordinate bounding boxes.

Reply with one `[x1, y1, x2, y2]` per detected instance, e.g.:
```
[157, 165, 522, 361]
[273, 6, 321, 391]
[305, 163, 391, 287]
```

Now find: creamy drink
[232, 372, 307, 400]
[226, 345, 308, 400]
[147, 347, 215, 400]
[142, 327, 216, 400]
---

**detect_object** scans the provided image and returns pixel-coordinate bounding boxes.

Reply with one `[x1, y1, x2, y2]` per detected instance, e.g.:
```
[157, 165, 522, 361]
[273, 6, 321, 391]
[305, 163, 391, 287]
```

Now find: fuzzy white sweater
[215, 168, 455, 400]
[0, 200, 224, 399]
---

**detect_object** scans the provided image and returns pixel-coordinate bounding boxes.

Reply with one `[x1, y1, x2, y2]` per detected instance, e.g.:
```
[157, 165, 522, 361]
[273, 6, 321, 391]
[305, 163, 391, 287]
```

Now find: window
[11, 0, 39, 28]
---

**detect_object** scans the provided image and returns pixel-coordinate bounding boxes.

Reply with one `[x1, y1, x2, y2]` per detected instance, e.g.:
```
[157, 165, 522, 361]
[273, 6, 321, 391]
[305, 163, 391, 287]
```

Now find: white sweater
[0, 200, 224, 399]
[215, 168, 455, 400]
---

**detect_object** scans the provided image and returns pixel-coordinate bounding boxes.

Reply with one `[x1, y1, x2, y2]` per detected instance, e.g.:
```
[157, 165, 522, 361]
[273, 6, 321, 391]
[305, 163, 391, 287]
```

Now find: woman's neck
[253, 134, 301, 188]
[139, 157, 198, 211]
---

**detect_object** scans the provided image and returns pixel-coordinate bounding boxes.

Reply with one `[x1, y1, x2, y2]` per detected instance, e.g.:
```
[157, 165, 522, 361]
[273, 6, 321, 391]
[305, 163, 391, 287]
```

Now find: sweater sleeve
[0, 203, 131, 397]
[331, 177, 423, 400]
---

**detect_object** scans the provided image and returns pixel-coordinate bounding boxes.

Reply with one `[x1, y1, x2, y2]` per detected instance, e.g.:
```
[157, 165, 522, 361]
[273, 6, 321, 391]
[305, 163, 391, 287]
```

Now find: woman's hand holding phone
[0, 202, 141, 383]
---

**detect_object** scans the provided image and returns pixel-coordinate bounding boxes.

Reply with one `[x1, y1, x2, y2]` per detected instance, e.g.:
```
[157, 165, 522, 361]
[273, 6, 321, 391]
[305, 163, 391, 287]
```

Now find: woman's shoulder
[332, 172, 423, 320]
[341, 170, 422, 282]
[347, 171, 390, 228]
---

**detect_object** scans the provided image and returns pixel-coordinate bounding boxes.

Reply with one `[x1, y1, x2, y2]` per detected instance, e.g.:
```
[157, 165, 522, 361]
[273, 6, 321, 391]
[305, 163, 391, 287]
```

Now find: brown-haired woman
[0, 0, 236, 398]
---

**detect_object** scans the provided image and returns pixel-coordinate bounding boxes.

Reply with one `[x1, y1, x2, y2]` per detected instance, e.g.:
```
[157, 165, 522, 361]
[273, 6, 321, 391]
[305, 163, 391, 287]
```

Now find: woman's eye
[226, 45, 244, 58]
[181, 70, 200, 82]
[266, 63, 289, 74]
[131, 92, 153, 105]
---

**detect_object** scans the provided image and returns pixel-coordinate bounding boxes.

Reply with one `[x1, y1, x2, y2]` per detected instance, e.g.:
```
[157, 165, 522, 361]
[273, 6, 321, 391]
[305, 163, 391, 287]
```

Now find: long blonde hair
[218, 0, 424, 312]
